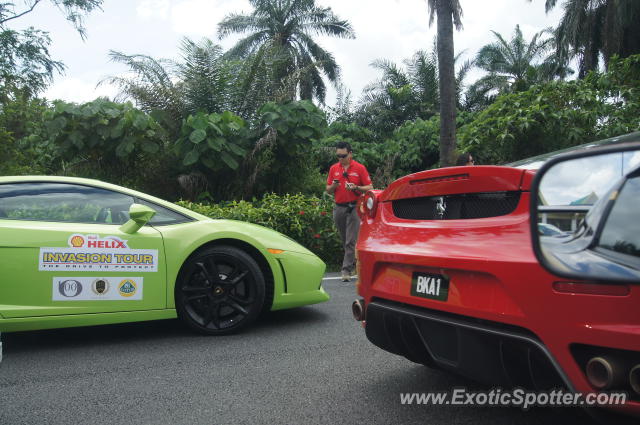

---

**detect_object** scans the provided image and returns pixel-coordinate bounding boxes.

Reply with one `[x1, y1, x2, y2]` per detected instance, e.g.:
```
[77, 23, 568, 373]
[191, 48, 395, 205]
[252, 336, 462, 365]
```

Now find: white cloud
[170, 0, 251, 38]
[44, 77, 119, 103]
[137, 0, 171, 20]
[540, 153, 626, 205]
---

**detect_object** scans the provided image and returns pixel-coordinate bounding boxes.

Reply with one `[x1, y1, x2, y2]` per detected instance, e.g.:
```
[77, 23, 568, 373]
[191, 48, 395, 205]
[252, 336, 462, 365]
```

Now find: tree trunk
[436, 0, 457, 167]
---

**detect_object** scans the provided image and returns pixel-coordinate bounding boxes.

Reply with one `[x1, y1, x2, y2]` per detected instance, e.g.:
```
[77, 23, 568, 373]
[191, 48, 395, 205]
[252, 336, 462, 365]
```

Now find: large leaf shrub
[38, 98, 176, 195]
[459, 54, 640, 164]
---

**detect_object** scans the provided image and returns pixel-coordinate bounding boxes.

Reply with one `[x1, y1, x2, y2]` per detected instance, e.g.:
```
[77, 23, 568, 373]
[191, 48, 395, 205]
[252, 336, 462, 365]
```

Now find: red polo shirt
[327, 159, 372, 204]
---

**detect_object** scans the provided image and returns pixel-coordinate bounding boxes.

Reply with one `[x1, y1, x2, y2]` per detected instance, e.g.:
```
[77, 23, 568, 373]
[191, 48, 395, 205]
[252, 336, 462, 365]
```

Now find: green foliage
[245, 100, 328, 196]
[44, 98, 164, 160]
[0, 0, 103, 97]
[259, 100, 326, 148]
[468, 24, 569, 106]
[39, 98, 175, 194]
[538, 0, 640, 77]
[354, 48, 471, 138]
[391, 116, 441, 171]
[326, 120, 376, 144]
[0, 28, 65, 98]
[106, 38, 242, 132]
[177, 193, 343, 266]
[459, 54, 640, 164]
[218, 0, 355, 104]
[176, 110, 248, 171]
[314, 121, 376, 170]
[0, 89, 50, 174]
[318, 113, 476, 189]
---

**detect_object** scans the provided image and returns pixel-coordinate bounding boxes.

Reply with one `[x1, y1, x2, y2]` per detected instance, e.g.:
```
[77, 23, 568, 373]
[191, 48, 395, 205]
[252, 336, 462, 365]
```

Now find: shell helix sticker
[52, 277, 143, 301]
[39, 234, 158, 272]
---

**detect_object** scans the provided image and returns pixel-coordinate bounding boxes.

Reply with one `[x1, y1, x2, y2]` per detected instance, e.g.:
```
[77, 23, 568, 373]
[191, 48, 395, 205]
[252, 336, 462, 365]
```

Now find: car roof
[506, 131, 640, 169]
[0, 175, 208, 221]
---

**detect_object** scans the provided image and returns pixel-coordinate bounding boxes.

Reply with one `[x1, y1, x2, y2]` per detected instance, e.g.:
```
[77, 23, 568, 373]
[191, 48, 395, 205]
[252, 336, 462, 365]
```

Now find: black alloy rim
[181, 254, 256, 330]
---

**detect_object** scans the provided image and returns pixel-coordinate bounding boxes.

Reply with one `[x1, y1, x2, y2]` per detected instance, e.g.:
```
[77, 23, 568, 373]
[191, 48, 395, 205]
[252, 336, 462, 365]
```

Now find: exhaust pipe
[352, 299, 365, 321]
[585, 356, 626, 390]
[630, 365, 640, 395]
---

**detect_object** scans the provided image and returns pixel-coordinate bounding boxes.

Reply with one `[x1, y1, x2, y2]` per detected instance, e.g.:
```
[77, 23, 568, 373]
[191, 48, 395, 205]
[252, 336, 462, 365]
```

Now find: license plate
[410, 272, 449, 301]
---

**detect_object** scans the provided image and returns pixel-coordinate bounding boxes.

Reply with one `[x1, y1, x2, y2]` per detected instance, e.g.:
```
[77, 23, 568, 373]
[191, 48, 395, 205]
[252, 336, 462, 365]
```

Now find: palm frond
[223, 31, 270, 59]
[218, 14, 260, 39]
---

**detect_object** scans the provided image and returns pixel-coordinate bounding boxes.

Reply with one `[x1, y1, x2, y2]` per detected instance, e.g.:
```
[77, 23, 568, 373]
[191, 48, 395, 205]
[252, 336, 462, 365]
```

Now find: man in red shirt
[326, 141, 373, 282]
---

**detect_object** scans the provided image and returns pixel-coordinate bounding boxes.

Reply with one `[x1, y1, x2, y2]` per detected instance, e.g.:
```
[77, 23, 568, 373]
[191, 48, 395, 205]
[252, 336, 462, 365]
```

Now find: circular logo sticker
[69, 235, 85, 247]
[118, 279, 137, 297]
[92, 278, 110, 295]
[58, 279, 82, 297]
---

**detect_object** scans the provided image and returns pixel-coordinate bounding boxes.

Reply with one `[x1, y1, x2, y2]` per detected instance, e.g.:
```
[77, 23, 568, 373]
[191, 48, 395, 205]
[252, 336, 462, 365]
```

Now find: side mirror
[119, 204, 156, 234]
[530, 142, 640, 282]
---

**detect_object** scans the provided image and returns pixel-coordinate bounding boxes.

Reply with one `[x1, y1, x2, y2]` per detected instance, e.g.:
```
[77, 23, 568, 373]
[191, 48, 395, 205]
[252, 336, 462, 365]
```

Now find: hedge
[176, 193, 344, 267]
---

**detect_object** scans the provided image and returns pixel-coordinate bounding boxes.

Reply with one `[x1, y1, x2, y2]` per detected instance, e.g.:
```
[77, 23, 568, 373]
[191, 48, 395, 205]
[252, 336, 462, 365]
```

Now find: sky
[540, 151, 640, 205]
[8, 0, 565, 107]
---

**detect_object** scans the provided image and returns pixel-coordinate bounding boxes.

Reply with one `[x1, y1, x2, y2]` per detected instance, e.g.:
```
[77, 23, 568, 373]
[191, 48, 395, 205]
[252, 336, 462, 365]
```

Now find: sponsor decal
[40, 234, 158, 272]
[52, 277, 143, 300]
[92, 278, 110, 295]
[58, 279, 83, 298]
[67, 234, 128, 249]
[118, 279, 137, 297]
[39, 249, 157, 271]
[69, 235, 85, 247]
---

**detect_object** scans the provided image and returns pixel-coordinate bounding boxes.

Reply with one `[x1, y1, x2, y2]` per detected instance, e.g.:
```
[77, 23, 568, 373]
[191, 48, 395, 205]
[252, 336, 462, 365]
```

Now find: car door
[0, 181, 167, 318]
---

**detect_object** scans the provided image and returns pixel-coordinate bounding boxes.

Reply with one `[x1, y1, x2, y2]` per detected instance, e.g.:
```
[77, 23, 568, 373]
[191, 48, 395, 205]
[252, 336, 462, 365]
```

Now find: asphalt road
[0, 274, 596, 425]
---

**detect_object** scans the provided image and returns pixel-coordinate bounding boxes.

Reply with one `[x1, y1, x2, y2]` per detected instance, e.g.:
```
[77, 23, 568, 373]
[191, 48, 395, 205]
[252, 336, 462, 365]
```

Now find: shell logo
[70, 235, 85, 247]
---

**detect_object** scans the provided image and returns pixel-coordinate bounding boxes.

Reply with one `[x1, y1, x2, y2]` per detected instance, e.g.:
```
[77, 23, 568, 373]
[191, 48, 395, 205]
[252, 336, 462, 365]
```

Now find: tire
[175, 245, 266, 335]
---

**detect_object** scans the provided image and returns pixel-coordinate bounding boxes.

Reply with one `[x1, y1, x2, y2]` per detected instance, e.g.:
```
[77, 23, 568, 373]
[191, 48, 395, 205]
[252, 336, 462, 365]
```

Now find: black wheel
[175, 245, 265, 335]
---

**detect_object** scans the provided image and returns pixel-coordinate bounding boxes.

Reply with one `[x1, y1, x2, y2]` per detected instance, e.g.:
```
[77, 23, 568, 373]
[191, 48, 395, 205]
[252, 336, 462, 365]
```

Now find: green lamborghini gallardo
[0, 176, 329, 335]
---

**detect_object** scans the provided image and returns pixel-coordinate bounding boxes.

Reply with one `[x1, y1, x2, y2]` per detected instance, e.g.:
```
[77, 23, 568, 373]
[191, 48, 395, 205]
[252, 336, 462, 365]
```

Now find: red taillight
[552, 282, 630, 296]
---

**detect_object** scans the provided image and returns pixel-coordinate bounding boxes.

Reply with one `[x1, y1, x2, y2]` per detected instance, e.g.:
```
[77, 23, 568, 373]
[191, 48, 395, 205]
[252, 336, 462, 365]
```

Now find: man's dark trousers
[333, 203, 360, 275]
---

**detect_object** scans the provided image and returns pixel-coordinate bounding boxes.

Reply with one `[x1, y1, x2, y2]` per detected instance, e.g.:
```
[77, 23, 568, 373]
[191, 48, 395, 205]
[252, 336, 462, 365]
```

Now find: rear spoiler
[380, 166, 536, 202]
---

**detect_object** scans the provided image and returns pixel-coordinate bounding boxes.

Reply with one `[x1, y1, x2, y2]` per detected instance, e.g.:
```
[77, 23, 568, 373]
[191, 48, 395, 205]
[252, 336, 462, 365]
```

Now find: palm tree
[405, 49, 440, 117]
[360, 58, 417, 130]
[104, 37, 239, 133]
[535, 0, 640, 77]
[468, 25, 570, 102]
[427, 0, 463, 167]
[357, 47, 471, 135]
[217, 0, 355, 106]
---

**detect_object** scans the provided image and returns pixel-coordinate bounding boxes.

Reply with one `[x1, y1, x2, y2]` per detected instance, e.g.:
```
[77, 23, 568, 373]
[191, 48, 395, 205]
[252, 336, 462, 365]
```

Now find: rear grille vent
[392, 191, 521, 220]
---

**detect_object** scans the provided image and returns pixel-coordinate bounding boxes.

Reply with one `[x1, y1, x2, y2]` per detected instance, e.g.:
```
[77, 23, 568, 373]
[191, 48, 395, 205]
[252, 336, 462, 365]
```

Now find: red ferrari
[353, 133, 640, 421]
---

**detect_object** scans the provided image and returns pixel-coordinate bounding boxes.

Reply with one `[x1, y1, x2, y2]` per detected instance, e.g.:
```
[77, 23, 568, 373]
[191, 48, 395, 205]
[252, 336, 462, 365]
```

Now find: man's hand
[345, 182, 356, 191]
[326, 180, 340, 194]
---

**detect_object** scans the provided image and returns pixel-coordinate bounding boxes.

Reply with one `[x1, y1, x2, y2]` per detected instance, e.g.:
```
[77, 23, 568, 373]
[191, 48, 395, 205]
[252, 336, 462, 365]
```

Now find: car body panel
[0, 220, 166, 318]
[0, 309, 177, 332]
[156, 219, 328, 310]
[0, 176, 328, 333]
